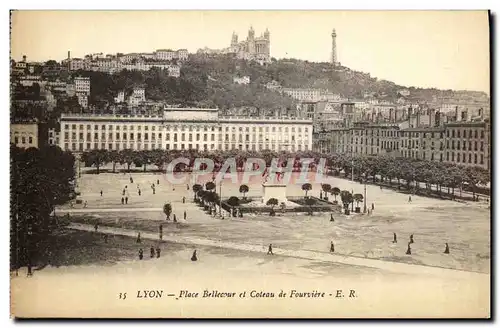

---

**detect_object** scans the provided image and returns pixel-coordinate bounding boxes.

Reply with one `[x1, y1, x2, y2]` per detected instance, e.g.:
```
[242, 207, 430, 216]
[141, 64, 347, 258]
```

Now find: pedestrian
[371, 203, 374, 211]
[393, 233, 397, 243]
[444, 243, 450, 254]
[94, 223, 98, 232]
[27, 263, 33, 277]
[150, 246, 155, 258]
[138, 189, 141, 196]
[70, 201, 74, 208]
[153, 188, 155, 195]
[157, 179, 160, 185]
[330, 213, 334, 222]
[173, 214, 177, 223]
[156, 247, 161, 258]
[187, 184, 190, 190]
[408, 195, 412, 203]
[267, 243, 274, 255]
[100, 190, 103, 197]
[182, 197, 185, 204]
[130, 177, 134, 184]
[121, 197, 124, 205]
[330, 241, 335, 253]
[104, 235, 108, 243]
[137, 232, 141, 243]
[173, 187, 176, 191]
[125, 197, 128, 204]
[84, 201, 88, 208]
[410, 234, 414, 244]
[191, 250, 198, 261]
[139, 248, 143, 260]
[184, 211, 187, 220]
[406, 243, 412, 255]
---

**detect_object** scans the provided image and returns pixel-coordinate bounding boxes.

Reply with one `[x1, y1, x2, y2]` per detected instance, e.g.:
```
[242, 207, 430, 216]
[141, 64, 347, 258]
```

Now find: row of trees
[79, 148, 490, 198]
[11, 145, 76, 270]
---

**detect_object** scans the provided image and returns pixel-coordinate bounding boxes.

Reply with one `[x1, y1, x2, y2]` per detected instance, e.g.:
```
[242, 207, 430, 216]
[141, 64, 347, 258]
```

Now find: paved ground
[57, 171, 490, 274]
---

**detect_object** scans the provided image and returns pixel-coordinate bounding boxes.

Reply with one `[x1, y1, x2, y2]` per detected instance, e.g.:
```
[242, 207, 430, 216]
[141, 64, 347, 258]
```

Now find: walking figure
[330, 241, 335, 253]
[121, 197, 124, 205]
[153, 188, 155, 195]
[138, 248, 143, 260]
[138, 189, 141, 196]
[100, 190, 103, 197]
[157, 179, 159, 185]
[137, 233, 141, 243]
[130, 177, 134, 184]
[330, 213, 334, 222]
[125, 197, 128, 204]
[191, 250, 198, 261]
[156, 247, 161, 258]
[150, 246, 155, 258]
[104, 235, 108, 243]
[444, 243, 450, 254]
[408, 195, 412, 203]
[393, 233, 397, 243]
[184, 211, 187, 220]
[27, 263, 33, 277]
[406, 243, 412, 255]
[267, 244, 274, 255]
[182, 197, 185, 204]
[409, 234, 414, 244]
[84, 201, 88, 208]
[173, 214, 177, 223]
[186, 184, 190, 190]
[94, 223, 98, 232]
[122, 189, 125, 196]
[371, 203, 374, 211]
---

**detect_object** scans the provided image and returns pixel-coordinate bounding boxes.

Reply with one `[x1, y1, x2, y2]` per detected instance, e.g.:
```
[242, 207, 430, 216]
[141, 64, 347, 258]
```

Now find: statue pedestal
[262, 183, 288, 204]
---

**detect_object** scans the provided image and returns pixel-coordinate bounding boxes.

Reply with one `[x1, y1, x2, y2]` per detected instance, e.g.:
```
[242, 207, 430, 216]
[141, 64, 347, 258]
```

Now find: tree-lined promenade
[80, 148, 490, 200]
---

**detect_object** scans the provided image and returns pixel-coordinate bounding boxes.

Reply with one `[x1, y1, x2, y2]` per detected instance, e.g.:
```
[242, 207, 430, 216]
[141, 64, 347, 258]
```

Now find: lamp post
[363, 177, 367, 214]
[219, 179, 222, 216]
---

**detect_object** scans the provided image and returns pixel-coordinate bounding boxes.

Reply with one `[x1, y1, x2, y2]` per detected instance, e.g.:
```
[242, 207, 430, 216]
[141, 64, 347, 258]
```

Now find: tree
[266, 197, 278, 216]
[108, 150, 119, 173]
[11, 145, 75, 271]
[301, 183, 312, 198]
[82, 149, 108, 174]
[205, 181, 216, 192]
[353, 193, 364, 208]
[331, 187, 340, 202]
[192, 184, 202, 201]
[305, 197, 316, 215]
[340, 190, 353, 209]
[321, 184, 332, 194]
[227, 196, 240, 216]
[239, 184, 249, 199]
[119, 149, 135, 172]
[163, 203, 172, 220]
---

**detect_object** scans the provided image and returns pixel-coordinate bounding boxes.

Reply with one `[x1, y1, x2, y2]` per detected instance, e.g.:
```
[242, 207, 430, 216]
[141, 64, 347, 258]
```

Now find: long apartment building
[314, 109, 490, 171]
[59, 108, 313, 153]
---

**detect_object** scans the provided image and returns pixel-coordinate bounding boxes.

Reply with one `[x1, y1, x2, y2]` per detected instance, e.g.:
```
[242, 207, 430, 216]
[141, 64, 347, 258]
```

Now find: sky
[10, 10, 490, 93]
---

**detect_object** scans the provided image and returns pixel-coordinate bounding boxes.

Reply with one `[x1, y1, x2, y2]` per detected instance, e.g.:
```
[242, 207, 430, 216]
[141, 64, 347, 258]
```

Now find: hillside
[72, 54, 488, 113]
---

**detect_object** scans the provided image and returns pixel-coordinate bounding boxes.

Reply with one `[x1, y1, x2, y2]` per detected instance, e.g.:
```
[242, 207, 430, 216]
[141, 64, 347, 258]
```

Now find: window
[469, 153, 472, 163]
[480, 142, 484, 151]
[474, 154, 477, 164]
[474, 141, 478, 151]
[457, 130, 461, 138]
[480, 154, 484, 164]
[452, 152, 455, 161]
[474, 130, 478, 138]
[462, 153, 466, 162]
[481, 131, 485, 139]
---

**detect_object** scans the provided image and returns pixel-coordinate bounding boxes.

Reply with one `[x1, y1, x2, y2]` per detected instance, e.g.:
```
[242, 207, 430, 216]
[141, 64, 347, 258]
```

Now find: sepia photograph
[9, 9, 491, 318]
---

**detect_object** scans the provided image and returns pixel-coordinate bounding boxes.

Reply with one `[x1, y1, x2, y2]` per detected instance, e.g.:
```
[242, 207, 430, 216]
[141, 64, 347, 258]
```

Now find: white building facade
[59, 109, 313, 153]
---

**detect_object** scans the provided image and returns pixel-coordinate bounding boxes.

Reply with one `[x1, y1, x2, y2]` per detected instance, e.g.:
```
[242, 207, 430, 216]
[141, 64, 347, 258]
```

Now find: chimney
[455, 106, 459, 121]
[416, 109, 421, 128]
[68, 51, 71, 59]
[461, 110, 467, 122]
[22, 55, 26, 62]
[389, 108, 394, 123]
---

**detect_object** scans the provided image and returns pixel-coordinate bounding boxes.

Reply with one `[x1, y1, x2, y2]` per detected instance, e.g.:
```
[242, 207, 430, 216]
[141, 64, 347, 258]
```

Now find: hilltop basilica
[197, 27, 271, 64]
